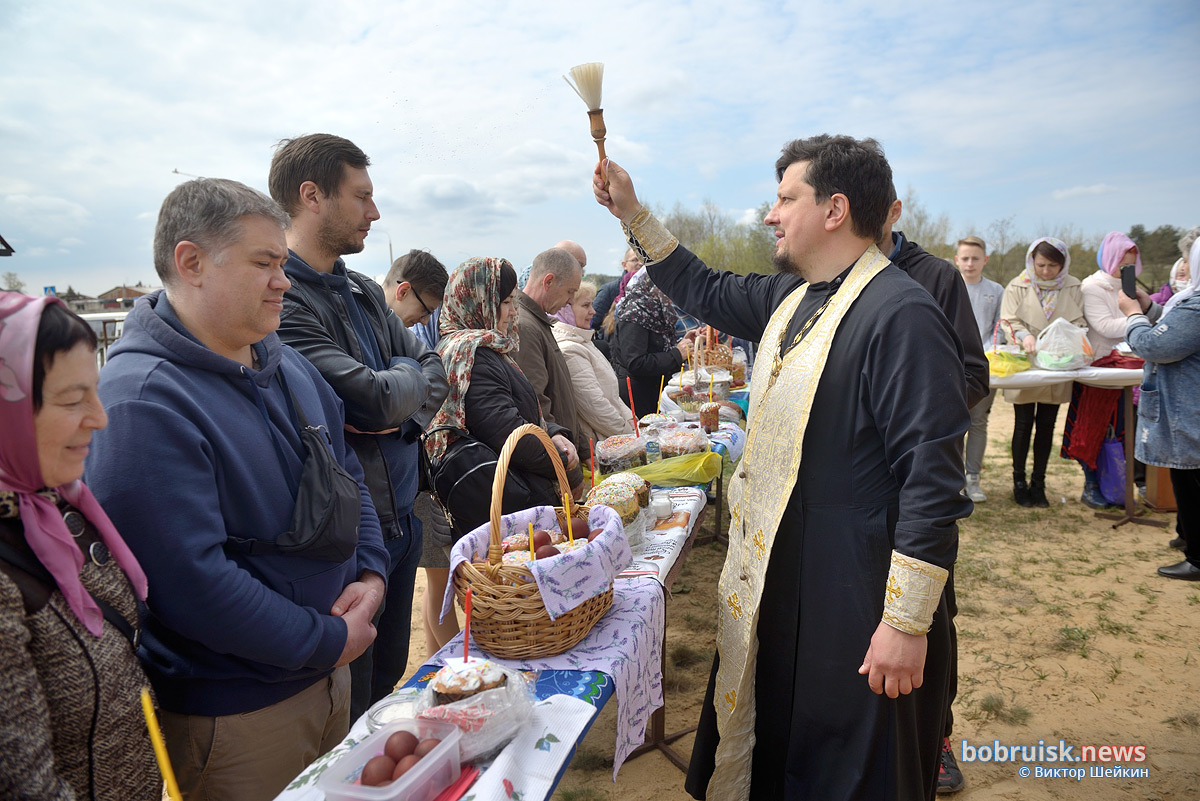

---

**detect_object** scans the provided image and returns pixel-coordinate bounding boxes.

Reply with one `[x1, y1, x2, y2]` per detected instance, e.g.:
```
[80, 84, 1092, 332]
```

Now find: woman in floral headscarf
[611, 273, 698, 420]
[424, 258, 581, 535]
[0, 292, 158, 798]
[999, 238, 1087, 506]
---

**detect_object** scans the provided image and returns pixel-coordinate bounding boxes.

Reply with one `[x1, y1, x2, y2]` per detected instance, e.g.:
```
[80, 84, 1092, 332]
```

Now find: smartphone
[1120, 264, 1137, 299]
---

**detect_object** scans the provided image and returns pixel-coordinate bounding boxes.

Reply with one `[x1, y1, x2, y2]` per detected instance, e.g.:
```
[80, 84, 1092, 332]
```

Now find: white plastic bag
[1034, 318, 1094, 370]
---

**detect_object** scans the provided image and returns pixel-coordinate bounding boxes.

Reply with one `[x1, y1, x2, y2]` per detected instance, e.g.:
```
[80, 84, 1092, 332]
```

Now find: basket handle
[488, 424, 573, 565]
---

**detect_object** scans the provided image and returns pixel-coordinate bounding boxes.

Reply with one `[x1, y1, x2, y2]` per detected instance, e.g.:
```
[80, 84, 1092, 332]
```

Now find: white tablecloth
[989, 366, 1142, 390]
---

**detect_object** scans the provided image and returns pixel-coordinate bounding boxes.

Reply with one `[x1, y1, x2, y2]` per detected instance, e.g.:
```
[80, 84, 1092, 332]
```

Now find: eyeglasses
[414, 292, 437, 320]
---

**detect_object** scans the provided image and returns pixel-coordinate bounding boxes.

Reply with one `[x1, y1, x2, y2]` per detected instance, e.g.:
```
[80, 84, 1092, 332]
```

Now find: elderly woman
[1118, 237, 1200, 580]
[1151, 226, 1198, 306]
[425, 258, 583, 537]
[999, 237, 1087, 507]
[552, 280, 634, 446]
[0, 293, 158, 798]
[611, 274, 698, 420]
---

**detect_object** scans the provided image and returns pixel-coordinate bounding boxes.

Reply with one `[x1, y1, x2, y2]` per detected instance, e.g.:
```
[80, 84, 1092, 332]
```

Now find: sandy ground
[400, 400, 1200, 800]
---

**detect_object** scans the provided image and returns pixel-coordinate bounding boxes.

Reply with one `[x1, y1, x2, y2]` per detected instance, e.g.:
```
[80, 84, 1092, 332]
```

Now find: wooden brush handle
[588, 109, 608, 187]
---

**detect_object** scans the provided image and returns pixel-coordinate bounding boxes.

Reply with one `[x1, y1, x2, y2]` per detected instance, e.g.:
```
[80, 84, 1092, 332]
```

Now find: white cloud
[1051, 184, 1118, 200]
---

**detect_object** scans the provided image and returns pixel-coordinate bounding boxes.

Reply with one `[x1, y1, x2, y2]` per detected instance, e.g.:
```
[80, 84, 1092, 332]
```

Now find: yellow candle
[563, 493, 574, 544]
[141, 687, 182, 801]
[709, 373, 714, 402]
[529, 521, 535, 559]
[657, 375, 665, 414]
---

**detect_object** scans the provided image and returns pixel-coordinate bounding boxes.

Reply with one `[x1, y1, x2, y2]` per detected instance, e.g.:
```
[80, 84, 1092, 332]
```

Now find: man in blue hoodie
[269, 134, 449, 720]
[86, 178, 389, 801]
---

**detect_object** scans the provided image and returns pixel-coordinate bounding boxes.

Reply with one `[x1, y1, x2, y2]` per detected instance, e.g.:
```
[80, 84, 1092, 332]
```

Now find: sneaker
[938, 737, 965, 793]
[1080, 482, 1108, 509]
[964, 475, 986, 503]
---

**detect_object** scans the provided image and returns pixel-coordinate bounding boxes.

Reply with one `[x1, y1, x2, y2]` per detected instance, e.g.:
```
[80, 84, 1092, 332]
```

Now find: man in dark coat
[270, 134, 449, 720]
[594, 135, 971, 801]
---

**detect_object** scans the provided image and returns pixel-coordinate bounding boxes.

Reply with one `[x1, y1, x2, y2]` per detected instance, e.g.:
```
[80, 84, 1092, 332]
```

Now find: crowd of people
[1, 131, 1196, 801]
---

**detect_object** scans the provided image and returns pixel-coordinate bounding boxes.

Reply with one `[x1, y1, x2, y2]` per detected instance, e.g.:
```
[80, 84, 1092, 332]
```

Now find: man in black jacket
[269, 134, 449, 719]
[877, 198, 988, 795]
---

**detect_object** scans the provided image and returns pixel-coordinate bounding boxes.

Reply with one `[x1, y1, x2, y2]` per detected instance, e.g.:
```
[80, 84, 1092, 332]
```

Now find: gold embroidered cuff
[881, 550, 948, 635]
[621, 205, 679, 264]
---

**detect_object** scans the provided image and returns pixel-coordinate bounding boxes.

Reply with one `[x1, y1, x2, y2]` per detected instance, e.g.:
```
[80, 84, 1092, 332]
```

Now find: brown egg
[535, 544, 560, 560]
[384, 730, 418, 762]
[361, 754, 396, 787]
[392, 753, 421, 779]
[531, 529, 552, 550]
[413, 737, 442, 758]
[588, 527, 603, 542]
[566, 517, 590, 539]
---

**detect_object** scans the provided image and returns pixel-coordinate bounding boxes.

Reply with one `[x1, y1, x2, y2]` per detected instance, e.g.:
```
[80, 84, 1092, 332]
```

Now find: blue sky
[2, 0, 1197, 296]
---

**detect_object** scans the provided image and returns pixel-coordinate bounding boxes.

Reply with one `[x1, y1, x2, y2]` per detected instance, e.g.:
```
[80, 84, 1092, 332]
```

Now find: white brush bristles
[563, 62, 604, 110]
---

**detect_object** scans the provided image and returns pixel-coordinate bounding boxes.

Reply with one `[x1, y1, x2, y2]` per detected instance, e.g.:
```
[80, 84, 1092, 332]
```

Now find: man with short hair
[86, 178, 388, 801]
[954, 235, 1001, 503]
[513, 247, 586, 481]
[382, 249, 449, 328]
[269, 134, 448, 721]
[595, 134, 971, 800]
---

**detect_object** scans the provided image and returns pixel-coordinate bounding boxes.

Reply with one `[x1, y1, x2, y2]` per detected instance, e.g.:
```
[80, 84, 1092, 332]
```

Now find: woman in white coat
[552, 281, 635, 450]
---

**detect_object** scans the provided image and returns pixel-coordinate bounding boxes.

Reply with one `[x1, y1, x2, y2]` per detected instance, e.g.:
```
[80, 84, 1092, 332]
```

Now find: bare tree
[2, 272, 25, 292]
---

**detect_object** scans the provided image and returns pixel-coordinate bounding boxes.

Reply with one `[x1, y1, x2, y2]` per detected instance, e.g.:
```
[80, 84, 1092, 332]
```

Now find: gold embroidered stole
[707, 245, 890, 800]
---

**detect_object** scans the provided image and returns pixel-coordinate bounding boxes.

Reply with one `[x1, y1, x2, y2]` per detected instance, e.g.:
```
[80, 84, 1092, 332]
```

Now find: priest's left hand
[858, 621, 927, 698]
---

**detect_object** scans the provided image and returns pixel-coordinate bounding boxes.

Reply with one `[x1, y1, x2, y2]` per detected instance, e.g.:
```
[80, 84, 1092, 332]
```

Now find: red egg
[531, 529, 552, 550]
[588, 528, 603, 542]
[384, 730, 418, 762]
[566, 517, 589, 539]
[361, 754, 396, 787]
[392, 753, 421, 779]
[535, 544, 561, 560]
[413, 737, 441, 758]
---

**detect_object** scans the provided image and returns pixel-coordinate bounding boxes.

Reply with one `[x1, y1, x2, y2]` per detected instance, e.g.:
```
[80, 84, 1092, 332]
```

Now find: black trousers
[1171, 468, 1200, 567]
[1012, 402, 1060, 481]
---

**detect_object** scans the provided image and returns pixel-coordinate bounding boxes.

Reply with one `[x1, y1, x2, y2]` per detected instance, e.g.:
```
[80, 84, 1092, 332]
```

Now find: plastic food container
[317, 719, 462, 801]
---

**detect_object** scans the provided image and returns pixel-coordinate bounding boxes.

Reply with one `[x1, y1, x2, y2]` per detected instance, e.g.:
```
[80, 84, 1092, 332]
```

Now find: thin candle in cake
[463, 586, 472, 662]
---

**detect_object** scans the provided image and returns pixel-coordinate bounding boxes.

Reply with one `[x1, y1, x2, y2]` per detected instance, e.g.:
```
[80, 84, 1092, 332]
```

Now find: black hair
[384, 249, 449, 300]
[774, 135, 893, 240]
[1031, 241, 1067, 267]
[498, 261, 518, 301]
[33, 302, 97, 410]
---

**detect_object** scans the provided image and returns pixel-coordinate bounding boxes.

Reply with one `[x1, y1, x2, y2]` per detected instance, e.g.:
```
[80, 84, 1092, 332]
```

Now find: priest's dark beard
[772, 250, 802, 276]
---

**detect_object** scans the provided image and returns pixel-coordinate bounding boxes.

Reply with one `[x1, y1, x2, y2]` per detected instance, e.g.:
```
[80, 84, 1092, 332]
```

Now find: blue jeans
[349, 511, 422, 721]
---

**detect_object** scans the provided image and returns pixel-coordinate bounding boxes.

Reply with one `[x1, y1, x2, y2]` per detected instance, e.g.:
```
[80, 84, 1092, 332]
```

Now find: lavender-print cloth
[441, 504, 632, 621]
[436, 575, 665, 779]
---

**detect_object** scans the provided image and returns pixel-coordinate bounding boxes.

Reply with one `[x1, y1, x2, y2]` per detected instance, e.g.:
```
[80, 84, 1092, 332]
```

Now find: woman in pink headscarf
[1065, 233, 1151, 507]
[0, 292, 158, 798]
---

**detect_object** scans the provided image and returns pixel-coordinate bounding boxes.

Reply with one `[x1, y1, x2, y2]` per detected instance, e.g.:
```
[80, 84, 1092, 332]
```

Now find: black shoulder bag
[421, 426, 556, 539]
[226, 372, 362, 563]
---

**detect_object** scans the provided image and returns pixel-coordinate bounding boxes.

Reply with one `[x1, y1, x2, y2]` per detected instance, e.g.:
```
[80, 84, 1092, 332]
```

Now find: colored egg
[567, 517, 590, 539]
[531, 529, 552, 550]
[361, 754, 396, 787]
[413, 737, 441, 758]
[392, 753, 421, 779]
[535, 544, 560, 560]
[384, 730, 418, 762]
[588, 528, 603, 542]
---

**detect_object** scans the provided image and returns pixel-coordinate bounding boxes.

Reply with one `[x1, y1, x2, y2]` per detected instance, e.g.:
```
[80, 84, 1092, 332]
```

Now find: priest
[593, 135, 971, 801]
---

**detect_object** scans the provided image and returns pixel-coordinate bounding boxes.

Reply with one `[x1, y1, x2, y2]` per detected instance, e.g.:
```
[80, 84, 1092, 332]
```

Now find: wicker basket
[452, 424, 614, 660]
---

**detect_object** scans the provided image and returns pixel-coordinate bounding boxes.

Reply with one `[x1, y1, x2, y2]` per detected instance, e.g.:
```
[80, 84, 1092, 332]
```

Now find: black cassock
[644, 246, 971, 801]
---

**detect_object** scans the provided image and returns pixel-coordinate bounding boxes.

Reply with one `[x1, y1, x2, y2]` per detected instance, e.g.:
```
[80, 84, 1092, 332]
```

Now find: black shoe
[1013, 478, 1033, 507]
[1169, 537, 1186, 551]
[1080, 482, 1108, 509]
[938, 737, 964, 793]
[1029, 479, 1050, 508]
[1157, 561, 1200, 581]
